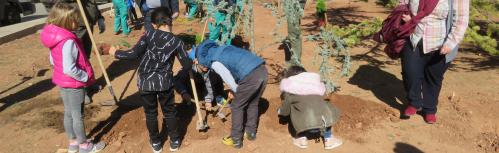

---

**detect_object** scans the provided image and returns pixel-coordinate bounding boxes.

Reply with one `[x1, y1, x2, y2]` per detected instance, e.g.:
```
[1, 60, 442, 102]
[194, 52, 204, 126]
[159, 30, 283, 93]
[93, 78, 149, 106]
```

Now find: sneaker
[403, 105, 420, 116]
[424, 114, 437, 124]
[68, 141, 79, 153]
[169, 139, 181, 152]
[151, 142, 162, 153]
[222, 136, 242, 149]
[292, 137, 308, 149]
[324, 137, 343, 150]
[244, 132, 256, 141]
[79, 141, 105, 153]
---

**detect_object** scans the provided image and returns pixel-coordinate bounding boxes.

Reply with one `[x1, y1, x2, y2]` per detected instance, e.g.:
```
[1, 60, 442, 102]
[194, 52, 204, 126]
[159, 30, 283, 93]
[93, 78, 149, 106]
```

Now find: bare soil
[0, 0, 498, 153]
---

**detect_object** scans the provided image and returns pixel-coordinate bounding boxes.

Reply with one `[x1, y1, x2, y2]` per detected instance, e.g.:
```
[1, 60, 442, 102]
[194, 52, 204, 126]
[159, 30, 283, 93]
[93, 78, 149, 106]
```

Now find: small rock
[119, 132, 127, 138]
[355, 123, 363, 129]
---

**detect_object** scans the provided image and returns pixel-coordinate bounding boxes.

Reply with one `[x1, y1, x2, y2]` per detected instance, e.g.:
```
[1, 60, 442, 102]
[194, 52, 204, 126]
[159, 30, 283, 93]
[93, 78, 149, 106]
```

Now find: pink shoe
[425, 114, 437, 124]
[403, 105, 419, 116]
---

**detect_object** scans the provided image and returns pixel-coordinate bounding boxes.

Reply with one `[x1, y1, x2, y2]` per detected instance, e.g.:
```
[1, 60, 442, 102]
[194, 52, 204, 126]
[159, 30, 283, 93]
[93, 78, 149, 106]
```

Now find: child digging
[278, 66, 342, 150]
[40, 2, 105, 153]
[192, 40, 268, 148]
[107, 7, 192, 152]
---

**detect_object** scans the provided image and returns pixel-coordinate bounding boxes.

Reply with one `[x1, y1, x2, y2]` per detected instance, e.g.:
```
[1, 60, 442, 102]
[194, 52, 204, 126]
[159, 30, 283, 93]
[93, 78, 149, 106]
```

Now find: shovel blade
[217, 112, 226, 119]
[196, 120, 208, 130]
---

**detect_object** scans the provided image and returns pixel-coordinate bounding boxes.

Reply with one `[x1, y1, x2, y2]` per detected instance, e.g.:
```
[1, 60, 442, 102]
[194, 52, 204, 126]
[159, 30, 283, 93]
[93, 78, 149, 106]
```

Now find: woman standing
[399, 0, 469, 124]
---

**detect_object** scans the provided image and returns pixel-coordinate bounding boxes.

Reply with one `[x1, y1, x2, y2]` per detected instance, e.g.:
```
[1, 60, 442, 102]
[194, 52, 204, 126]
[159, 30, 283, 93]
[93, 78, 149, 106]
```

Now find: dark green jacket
[279, 93, 340, 134]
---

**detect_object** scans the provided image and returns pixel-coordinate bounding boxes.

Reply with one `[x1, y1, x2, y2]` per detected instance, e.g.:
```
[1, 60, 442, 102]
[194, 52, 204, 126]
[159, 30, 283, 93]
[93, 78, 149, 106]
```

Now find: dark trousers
[128, 7, 138, 22]
[140, 89, 179, 143]
[401, 40, 449, 114]
[231, 65, 268, 140]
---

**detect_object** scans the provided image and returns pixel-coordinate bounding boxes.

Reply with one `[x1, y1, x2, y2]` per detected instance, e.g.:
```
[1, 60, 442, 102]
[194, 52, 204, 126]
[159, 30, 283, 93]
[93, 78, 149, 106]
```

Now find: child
[278, 66, 342, 150]
[316, 0, 326, 27]
[40, 2, 105, 153]
[108, 7, 191, 152]
[193, 40, 268, 148]
[113, 0, 131, 36]
[207, 0, 237, 44]
[144, 0, 180, 31]
[174, 49, 225, 111]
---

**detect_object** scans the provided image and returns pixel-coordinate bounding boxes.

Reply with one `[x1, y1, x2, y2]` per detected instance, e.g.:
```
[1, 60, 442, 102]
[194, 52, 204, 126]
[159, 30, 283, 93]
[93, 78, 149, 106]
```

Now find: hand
[207, 17, 214, 22]
[440, 45, 452, 55]
[402, 14, 412, 22]
[172, 12, 179, 19]
[228, 91, 234, 100]
[109, 45, 120, 56]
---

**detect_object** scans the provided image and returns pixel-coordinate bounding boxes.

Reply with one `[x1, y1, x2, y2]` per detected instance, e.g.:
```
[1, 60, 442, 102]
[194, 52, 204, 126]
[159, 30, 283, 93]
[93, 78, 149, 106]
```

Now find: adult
[143, 0, 179, 31]
[283, 0, 306, 66]
[399, 0, 469, 124]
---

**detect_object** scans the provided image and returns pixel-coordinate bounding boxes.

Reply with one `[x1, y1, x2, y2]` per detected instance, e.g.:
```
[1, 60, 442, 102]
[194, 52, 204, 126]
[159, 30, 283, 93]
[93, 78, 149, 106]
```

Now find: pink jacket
[280, 72, 326, 96]
[40, 24, 95, 88]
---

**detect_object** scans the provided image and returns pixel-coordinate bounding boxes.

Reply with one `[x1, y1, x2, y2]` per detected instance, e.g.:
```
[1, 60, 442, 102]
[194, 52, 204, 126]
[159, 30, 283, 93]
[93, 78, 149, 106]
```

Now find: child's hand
[228, 91, 234, 100]
[109, 45, 120, 56]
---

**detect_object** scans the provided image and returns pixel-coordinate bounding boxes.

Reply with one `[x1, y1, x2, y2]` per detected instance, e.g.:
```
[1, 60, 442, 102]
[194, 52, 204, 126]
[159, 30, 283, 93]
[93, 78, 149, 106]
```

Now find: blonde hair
[46, 2, 80, 30]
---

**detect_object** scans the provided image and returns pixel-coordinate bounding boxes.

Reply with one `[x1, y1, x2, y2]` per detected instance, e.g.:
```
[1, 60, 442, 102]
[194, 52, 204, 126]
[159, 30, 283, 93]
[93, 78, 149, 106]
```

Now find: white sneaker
[324, 137, 343, 150]
[292, 137, 308, 149]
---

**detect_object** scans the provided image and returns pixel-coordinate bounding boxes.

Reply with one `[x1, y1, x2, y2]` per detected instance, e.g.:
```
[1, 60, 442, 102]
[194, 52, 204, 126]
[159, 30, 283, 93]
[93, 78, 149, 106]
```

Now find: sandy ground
[0, 0, 498, 153]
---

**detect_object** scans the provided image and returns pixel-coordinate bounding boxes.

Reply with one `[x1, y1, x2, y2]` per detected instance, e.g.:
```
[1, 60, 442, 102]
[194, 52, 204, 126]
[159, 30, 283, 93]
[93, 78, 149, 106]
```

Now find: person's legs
[130, 7, 138, 22]
[158, 89, 181, 151]
[113, 0, 122, 33]
[401, 41, 425, 109]
[422, 53, 448, 114]
[141, 91, 161, 144]
[158, 90, 179, 140]
[60, 88, 87, 143]
[61, 88, 76, 141]
[119, 4, 131, 35]
[187, 2, 197, 19]
[244, 66, 268, 136]
[208, 12, 225, 41]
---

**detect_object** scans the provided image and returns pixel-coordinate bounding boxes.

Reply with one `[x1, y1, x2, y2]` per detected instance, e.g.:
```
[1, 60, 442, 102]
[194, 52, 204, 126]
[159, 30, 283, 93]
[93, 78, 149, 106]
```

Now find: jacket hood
[40, 24, 76, 49]
[196, 40, 219, 68]
[280, 72, 326, 96]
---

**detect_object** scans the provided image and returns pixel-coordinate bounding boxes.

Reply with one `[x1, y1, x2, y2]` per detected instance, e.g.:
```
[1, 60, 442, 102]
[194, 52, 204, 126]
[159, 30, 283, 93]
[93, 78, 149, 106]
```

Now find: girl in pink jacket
[40, 3, 104, 153]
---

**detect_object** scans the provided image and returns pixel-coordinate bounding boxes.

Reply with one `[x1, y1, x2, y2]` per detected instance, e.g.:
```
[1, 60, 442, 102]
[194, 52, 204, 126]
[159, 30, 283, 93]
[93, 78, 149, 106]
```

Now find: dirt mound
[25, 105, 102, 133]
[329, 94, 398, 141]
[476, 132, 499, 153]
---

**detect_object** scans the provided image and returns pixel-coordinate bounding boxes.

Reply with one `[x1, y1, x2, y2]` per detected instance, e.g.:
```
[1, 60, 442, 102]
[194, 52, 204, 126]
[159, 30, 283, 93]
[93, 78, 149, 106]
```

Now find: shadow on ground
[348, 65, 407, 116]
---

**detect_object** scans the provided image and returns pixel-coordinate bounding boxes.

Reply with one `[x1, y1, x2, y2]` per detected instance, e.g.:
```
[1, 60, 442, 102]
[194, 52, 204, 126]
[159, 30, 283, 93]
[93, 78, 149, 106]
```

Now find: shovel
[216, 97, 231, 119]
[189, 71, 209, 131]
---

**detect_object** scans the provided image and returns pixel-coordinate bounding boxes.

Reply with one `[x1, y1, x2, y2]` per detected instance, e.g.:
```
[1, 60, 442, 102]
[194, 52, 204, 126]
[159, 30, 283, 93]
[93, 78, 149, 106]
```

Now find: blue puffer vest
[197, 40, 264, 82]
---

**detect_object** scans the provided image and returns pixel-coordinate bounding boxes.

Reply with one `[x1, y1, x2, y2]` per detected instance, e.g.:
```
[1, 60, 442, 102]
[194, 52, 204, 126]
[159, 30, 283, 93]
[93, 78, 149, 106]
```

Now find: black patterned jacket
[115, 30, 192, 91]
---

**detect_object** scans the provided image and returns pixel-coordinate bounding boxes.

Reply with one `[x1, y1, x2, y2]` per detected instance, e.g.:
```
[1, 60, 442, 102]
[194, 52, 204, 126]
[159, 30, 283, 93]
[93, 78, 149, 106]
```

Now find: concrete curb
[0, 3, 113, 45]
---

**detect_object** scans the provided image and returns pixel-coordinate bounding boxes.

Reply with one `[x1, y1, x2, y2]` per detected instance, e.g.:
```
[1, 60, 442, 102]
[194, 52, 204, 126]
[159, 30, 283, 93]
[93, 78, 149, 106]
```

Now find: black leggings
[141, 89, 179, 143]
